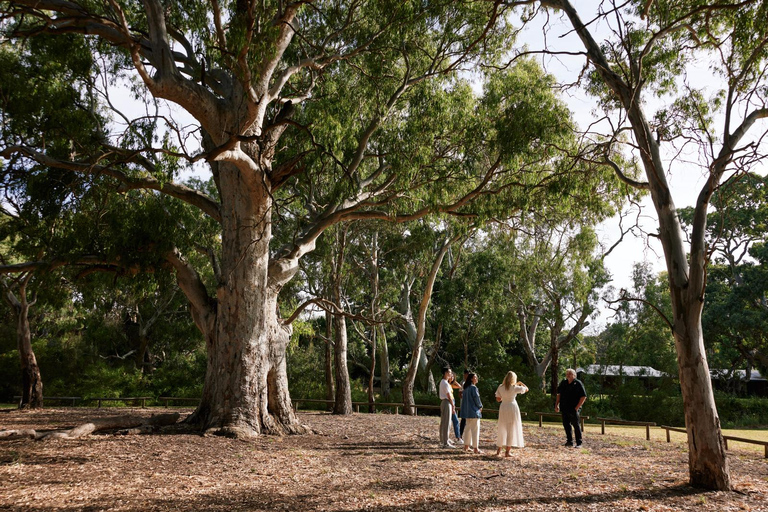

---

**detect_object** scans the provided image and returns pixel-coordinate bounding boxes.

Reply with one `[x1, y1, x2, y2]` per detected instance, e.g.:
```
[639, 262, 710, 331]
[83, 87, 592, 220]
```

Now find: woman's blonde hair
[503, 371, 517, 390]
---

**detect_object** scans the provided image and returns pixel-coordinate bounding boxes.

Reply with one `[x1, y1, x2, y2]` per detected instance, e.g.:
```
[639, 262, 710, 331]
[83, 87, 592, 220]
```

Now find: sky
[512, 2, 767, 331]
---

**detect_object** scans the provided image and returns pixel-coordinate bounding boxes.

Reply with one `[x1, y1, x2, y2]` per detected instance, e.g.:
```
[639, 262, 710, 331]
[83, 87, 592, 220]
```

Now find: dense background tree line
[3, 178, 765, 416]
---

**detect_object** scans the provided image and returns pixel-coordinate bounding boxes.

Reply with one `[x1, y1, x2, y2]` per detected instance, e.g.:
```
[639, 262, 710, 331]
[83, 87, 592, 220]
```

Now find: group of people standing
[438, 367, 587, 454]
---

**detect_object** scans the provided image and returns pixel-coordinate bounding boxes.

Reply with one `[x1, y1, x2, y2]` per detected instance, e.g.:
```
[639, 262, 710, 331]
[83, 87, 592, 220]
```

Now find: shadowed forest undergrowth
[1, 408, 766, 511]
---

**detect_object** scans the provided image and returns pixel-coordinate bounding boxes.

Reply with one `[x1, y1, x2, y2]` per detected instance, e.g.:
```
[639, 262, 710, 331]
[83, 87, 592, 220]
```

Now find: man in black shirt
[555, 368, 587, 447]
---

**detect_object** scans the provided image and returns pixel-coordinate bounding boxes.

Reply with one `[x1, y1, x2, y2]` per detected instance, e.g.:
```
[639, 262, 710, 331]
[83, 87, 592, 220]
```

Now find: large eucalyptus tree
[0, 0, 543, 436]
[532, 0, 768, 489]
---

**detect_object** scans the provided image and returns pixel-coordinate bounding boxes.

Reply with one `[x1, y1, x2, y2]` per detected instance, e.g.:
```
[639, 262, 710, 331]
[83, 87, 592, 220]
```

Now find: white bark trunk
[402, 237, 456, 414]
[378, 324, 391, 399]
[331, 229, 352, 415]
[546, 0, 732, 489]
[3, 278, 43, 409]
[324, 311, 335, 409]
[333, 314, 353, 415]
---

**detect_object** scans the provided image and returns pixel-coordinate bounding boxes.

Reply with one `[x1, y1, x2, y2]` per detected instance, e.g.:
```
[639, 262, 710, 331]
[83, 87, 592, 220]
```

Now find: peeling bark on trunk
[673, 290, 731, 489]
[184, 163, 303, 437]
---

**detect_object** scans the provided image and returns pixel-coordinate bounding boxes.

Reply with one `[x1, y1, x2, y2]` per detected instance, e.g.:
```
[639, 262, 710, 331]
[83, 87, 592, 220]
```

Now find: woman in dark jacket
[459, 373, 483, 453]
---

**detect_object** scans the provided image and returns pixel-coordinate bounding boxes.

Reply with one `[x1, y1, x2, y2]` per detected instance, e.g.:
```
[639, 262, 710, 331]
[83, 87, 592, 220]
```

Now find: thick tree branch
[7, 0, 226, 133]
[1, 146, 222, 223]
[165, 248, 216, 337]
[604, 293, 674, 332]
[603, 157, 649, 190]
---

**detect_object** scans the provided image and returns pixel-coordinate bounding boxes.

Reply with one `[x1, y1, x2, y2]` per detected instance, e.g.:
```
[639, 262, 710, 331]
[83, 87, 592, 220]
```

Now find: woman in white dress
[494, 371, 528, 457]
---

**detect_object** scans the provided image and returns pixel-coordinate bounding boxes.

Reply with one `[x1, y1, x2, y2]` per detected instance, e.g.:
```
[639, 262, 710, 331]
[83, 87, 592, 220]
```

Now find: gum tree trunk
[325, 311, 335, 411]
[330, 228, 352, 415]
[402, 236, 456, 414]
[332, 313, 353, 415]
[378, 325, 391, 399]
[177, 162, 303, 436]
[5, 278, 43, 409]
[545, 0, 732, 489]
[549, 345, 559, 399]
[398, 279, 437, 397]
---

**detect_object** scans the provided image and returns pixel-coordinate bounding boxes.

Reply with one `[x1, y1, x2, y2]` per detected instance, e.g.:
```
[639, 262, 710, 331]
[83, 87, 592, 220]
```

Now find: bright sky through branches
[512, 1, 768, 331]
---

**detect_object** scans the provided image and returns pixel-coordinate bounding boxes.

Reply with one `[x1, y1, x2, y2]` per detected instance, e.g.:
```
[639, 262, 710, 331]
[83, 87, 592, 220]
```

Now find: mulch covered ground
[1, 407, 766, 511]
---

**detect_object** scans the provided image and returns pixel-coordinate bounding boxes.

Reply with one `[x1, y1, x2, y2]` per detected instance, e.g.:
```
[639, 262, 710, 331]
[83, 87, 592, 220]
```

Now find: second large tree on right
[534, 0, 768, 490]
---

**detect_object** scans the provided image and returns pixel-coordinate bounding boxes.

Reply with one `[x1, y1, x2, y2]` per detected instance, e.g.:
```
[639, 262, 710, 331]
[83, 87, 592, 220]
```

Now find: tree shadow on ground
[0, 483, 710, 512]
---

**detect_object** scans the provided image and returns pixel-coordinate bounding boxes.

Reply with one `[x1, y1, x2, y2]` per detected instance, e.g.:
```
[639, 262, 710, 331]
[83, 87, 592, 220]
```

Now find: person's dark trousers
[460, 418, 466, 438]
[562, 408, 582, 445]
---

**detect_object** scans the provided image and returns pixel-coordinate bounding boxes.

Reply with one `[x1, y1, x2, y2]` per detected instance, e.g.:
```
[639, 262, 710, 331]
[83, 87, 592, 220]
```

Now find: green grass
[526, 420, 768, 455]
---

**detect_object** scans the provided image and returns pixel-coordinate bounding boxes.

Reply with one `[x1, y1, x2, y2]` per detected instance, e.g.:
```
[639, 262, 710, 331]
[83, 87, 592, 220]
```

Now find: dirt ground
[1, 408, 766, 511]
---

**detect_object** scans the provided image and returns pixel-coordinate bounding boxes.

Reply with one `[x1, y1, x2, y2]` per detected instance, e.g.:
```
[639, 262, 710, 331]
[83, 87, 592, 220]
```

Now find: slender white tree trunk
[325, 311, 335, 411]
[331, 230, 352, 415]
[378, 324, 391, 399]
[15, 291, 42, 409]
[3, 278, 42, 409]
[546, 0, 732, 489]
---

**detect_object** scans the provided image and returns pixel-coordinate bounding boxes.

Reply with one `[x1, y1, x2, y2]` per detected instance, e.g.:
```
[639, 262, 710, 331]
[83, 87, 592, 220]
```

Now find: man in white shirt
[438, 368, 456, 448]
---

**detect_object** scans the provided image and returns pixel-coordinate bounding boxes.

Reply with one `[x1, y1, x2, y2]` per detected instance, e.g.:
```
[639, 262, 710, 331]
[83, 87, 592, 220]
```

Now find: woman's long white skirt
[497, 401, 524, 448]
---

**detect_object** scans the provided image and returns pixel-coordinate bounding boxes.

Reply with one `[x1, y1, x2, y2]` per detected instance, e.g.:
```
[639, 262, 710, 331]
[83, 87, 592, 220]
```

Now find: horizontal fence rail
[535, 411, 589, 431]
[661, 425, 768, 458]
[13, 396, 82, 407]
[158, 397, 201, 407]
[292, 398, 531, 419]
[596, 417, 656, 440]
[90, 397, 153, 408]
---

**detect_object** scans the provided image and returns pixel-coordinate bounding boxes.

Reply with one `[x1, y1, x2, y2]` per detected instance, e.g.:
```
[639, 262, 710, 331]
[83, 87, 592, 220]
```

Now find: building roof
[577, 365, 666, 378]
[577, 365, 766, 381]
[710, 369, 766, 382]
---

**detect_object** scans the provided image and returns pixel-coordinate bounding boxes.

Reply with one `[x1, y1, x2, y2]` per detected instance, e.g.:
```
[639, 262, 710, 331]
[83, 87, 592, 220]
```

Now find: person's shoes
[455, 438, 464, 445]
[575, 442, 582, 448]
[446, 440, 456, 448]
[564, 442, 573, 447]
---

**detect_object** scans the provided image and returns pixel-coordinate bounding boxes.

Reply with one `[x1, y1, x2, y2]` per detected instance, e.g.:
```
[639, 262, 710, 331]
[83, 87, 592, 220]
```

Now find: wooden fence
[292, 398, 529, 419]
[661, 425, 768, 458]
